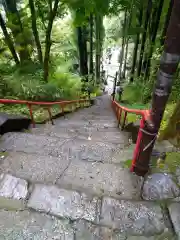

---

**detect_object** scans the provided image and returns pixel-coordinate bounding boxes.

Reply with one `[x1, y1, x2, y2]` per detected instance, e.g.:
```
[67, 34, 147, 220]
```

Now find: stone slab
[0, 174, 28, 210]
[142, 173, 180, 200]
[100, 198, 166, 236]
[168, 203, 180, 238]
[60, 139, 124, 163]
[28, 184, 99, 222]
[0, 152, 70, 184]
[0, 132, 68, 157]
[0, 210, 73, 240]
[74, 220, 126, 240]
[59, 160, 142, 199]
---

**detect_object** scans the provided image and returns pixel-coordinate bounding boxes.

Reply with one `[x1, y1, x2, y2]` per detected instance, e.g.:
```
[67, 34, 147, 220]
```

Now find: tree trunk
[160, 0, 174, 46]
[118, 10, 127, 82]
[144, 0, 165, 81]
[122, 38, 129, 79]
[130, 5, 143, 82]
[89, 13, 94, 75]
[29, 0, 43, 64]
[82, 25, 88, 79]
[3, 0, 30, 62]
[95, 14, 101, 83]
[137, 0, 152, 77]
[132, 0, 180, 176]
[44, 0, 59, 82]
[0, 13, 19, 64]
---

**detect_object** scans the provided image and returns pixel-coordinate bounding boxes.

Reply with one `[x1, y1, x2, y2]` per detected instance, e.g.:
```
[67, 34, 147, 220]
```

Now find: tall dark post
[112, 72, 118, 101]
[131, 0, 180, 176]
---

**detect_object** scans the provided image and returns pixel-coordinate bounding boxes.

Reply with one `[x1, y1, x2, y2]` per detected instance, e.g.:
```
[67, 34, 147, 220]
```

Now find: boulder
[0, 113, 31, 135]
[142, 173, 180, 200]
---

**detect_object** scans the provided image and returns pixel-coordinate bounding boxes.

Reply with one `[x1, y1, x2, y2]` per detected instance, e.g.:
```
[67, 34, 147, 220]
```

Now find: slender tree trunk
[0, 13, 19, 64]
[132, 0, 180, 176]
[160, 0, 174, 46]
[122, 38, 129, 79]
[118, 10, 127, 82]
[95, 14, 101, 83]
[82, 25, 88, 79]
[130, 5, 143, 82]
[77, 27, 84, 75]
[44, 0, 59, 82]
[29, 0, 43, 64]
[3, 0, 30, 62]
[144, 0, 165, 81]
[89, 13, 94, 75]
[137, 0, 152, 77]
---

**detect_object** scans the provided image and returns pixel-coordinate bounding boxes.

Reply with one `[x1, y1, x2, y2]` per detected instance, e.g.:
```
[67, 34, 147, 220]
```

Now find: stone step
[0, 174, 174, 239]
[31, 125, 130, 144]
[0, 151, 140, 199]
[0, 132, 128, 162]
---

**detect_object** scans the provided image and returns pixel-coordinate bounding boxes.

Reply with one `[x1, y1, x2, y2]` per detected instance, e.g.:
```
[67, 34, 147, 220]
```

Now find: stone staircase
[0, 95, 177, 239]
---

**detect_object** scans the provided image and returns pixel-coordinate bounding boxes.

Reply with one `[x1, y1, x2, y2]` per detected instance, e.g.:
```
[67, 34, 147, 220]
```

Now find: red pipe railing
[0, 98, 90, 127]
[111, 99, 151, 173]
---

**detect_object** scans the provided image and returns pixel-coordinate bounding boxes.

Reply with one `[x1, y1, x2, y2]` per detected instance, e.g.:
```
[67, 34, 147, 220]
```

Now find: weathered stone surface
[28, 184, 99, 222]
[0, 152, 70, 184]
[0, 210, 73, 239]
[59, 160, 142, 199]
[142, 173, 180, 200]
[61, 139, 122, 163]
[0, 132, 67, 157]
[168, 203, 180, 238]
[176, 168, 180, 186]
[100, 198, 165, 235]
[74, 220, 126, 240]
[155, 141, 175, 153]
[0, 174, 28, 210]
[111, 145, 135, 163]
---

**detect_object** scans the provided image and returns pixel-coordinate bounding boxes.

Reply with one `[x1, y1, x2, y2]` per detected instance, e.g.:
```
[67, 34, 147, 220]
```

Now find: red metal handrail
[111, 99, 150, 173]
[0, 98, 90, 127]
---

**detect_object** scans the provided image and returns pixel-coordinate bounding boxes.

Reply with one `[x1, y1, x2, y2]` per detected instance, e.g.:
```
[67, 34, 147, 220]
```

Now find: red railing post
[27, 104, 35, 128]
[117, 108, 122, 127]
[47, 107, 54, 125]
[121, 111, 127, 130]
[130, 117, 145, 173]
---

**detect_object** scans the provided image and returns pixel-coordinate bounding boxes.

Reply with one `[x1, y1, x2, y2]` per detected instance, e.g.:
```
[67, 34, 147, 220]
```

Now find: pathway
[0, 95, 176, 239]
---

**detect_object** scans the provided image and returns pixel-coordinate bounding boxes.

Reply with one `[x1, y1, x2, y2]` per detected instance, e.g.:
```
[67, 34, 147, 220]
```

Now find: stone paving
[0, 95, 178, 239]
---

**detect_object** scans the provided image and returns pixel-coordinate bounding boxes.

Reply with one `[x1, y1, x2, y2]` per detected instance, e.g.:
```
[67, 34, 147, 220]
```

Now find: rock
[142, 173, 180, 200]
[0, 210, 74, 239]
[155, 141, 175, 153]
[0, 174, 28, 210]
[0, 113, 31, 134]
[100, 197, 165, 235]
[73, 220, 126, 240]
[28, 184, 100, 222]
[168, 203, 180, 239]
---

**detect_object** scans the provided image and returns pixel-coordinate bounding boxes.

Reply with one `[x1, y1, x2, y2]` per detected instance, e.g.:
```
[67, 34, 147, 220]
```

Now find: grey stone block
[0, 210, 74, 240]
[168, 203, 180, 238]
[59, 160, 142, 199]
[0, 132, 67, 157]
[60, 139, 120, 163]
[142, 173, 180, 200]
[0, 174, 28, 210]
[28, 184, 99, 222]
[111, 145, 136, 163]
[0, 152, 70, 184]
[74, 220, 126, 240]
[100, 198, 165, 235]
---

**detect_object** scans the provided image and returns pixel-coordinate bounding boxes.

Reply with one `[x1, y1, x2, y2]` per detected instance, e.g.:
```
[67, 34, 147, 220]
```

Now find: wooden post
[131, 0, 180, 176]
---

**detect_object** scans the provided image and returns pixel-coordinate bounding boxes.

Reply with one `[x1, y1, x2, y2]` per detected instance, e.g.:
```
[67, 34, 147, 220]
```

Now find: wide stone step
[0, 151, 139, 198]
[0, 132, 127, 162]
[31, 125, 130, 144]
[0, 174, 174, 239]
